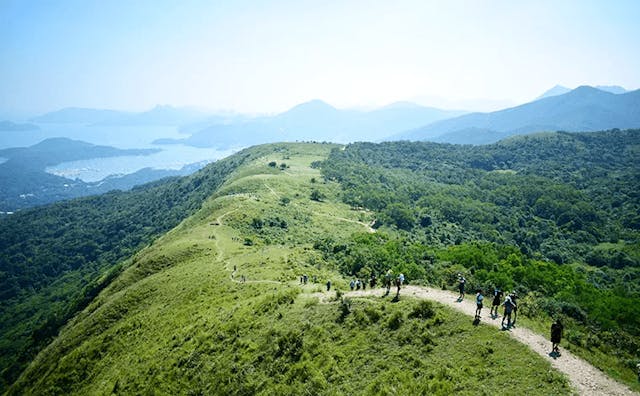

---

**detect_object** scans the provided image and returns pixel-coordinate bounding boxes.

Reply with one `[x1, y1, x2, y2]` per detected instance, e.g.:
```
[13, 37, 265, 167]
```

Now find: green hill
[7, 143, 573, 395]
[3, 134, 639, 394]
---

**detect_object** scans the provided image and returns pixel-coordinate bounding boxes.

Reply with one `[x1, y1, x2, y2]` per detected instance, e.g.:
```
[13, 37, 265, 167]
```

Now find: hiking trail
[346, 286, 638, 396]
[209, 166, 638, 395]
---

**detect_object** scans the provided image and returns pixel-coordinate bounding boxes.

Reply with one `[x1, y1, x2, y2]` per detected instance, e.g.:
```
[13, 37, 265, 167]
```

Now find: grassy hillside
[8, 143, 572, 395]
[0, 147, 261, 388]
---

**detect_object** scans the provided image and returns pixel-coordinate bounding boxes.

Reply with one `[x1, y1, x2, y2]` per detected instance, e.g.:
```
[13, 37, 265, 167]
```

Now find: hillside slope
[0, 147, 260, 388]
[9, 143, 574, 395]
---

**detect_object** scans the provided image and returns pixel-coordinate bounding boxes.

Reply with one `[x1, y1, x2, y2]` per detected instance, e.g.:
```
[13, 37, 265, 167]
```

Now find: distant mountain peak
[285, 99, 338, 115]
[537, 85, 571, 100]
[398, 84, 640, 144]
[538, 84, 628, 100]
[568, 85, 615, 97]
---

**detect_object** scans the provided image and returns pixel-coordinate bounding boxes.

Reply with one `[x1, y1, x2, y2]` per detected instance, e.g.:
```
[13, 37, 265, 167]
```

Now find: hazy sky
[1, 0, 639, 116]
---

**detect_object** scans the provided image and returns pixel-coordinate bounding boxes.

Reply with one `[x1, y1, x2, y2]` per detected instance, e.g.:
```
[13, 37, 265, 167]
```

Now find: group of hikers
[307, 270, 564, 355]
[343, 270, 406, 296]
[299, 274, 318, 285]
[458, 274, 564, 355]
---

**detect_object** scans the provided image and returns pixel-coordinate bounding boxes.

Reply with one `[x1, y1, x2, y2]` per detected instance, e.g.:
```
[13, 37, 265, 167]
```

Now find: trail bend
[346, 286, 638, 396]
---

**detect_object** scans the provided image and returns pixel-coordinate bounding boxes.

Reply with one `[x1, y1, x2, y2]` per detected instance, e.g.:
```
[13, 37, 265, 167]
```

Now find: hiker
[362, 279, 366, 291]
[303, 274, 308, 284]
[399, 273, 405, 286]
[326, 280, 331, 291]
[385, 270, 393, 293]
[350, 279, 355, 291]
[551, 319, 563, 354]
[370, 274, 376, 288]
[457, 275, 466, 301]
[355, 279, 361, 290]
[501, 294, 516, 328]
[475, 290, 484, 319]
[510, 292, 519, 327]
[395, 276, 401, 296]
[490, 287, 503, 318]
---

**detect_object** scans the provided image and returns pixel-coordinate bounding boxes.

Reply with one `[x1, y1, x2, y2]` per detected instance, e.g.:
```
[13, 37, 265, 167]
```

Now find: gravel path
[346, 285, 638, 396]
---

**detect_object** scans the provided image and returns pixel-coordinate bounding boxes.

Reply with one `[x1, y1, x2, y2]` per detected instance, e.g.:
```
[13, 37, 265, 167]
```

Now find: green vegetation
[3, 132, 640, 393]
[319, 130, 640, 389]
[7, 143, 571, 395]
[0, 145, 271, 388]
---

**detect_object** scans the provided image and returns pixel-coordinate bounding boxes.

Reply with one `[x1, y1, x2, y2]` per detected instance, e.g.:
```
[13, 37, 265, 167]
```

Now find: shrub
[387, 310, 404, 330]
[338, 297, 351, 323]
[310, 190, 324, 202]
[409, 300, 436, 320]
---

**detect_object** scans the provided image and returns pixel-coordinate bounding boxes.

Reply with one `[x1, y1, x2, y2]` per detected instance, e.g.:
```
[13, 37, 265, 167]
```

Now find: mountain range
[155, 100, 465, 149]
[30, 105, 211, 126]
[537, 84, 628, 99]
[398, 86, 640, 144]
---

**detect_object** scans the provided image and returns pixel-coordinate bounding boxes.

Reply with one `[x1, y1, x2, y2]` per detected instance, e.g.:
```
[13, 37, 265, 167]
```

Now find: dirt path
[212, 207, 284, 286]
[263, 183, 280, 198]
[346, 285, 638, 396]
[314, 212, 375, 233]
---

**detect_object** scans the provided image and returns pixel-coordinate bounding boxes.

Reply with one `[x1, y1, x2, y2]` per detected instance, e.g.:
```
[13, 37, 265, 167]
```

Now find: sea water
[0, 123, 238, 182]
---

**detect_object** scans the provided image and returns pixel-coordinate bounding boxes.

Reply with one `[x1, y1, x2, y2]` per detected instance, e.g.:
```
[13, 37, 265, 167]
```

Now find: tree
[310, 190, 324, 202]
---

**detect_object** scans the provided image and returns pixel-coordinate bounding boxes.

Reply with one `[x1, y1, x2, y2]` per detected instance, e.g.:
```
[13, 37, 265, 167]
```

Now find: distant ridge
[95, 105, 210, 126]
[536, 85, 571, 100]
[31, 107, 128, 124]
[0, 121, 40, 131]
[31, 105, 211, 126]
[396, 86, 640, 144]
[537, 84, 628, 100]
[158, 100, 465, 149]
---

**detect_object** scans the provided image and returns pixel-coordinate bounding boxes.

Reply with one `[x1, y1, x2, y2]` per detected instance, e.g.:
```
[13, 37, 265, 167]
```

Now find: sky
[1, 0, 639, 117]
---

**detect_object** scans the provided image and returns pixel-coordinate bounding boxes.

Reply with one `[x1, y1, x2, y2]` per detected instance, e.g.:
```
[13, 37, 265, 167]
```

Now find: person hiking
[475, 290, 484, 319]
[326, 280, 331, 291]
[370, 274, 376, 288]
[551, 319, 563, 354]
[385, 270, 393, 294]
[490, 287, 503, 318]
[355, 279, 361, 290]
[395, 276, 401, 296]
[457, 275, 466, 301]
[350, 279, 355, 291]
[399, 273, 405, 286]
[510, 291, 519, 327]
[501, 294, 516, 328]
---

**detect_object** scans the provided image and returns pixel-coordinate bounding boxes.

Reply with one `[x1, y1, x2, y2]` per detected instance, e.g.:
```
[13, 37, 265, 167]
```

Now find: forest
[318, 129, 640, 373]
